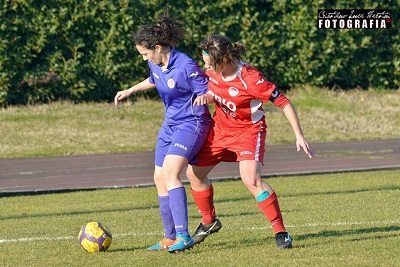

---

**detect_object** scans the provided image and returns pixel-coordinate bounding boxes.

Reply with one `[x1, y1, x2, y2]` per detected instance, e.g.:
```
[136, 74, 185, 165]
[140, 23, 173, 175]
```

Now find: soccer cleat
[275, 232, 293, 249]
[167, 233, 195, 253]
[192, 218, 222, 245]
[147, 237, 175, 251]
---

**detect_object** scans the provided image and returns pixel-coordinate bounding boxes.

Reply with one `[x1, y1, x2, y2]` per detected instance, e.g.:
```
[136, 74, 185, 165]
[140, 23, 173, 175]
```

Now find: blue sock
[158, 195, 176, 240]
[168, 187, 189, 236]
[255, 191, 270, 202]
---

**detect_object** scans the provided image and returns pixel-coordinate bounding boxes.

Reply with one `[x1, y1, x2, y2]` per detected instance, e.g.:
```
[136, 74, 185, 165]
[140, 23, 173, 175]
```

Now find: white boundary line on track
[1, 219, 399, 244]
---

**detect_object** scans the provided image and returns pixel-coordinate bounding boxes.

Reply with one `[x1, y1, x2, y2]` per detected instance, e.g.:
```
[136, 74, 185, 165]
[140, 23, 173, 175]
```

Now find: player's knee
[161, 167, 180, 181]
[153, 172, 163, 183]
[186, 167, 197, 181]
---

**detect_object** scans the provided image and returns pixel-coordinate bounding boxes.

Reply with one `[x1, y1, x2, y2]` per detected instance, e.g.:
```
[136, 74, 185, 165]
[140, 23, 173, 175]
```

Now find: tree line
[0, 0, 398, 106]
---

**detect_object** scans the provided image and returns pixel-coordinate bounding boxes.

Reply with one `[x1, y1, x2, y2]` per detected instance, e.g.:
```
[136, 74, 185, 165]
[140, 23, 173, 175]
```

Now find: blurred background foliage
[0, 0, 398, 106]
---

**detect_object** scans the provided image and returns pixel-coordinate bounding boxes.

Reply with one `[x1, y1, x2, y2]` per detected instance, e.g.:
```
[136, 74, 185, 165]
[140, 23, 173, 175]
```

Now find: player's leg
[187, 164, 215, 223]
[161, 123, 210, 252]
[239, 160, 292, 249]
[162, 154, 195, 252]
[187, 165, 222, 244]
[186, 122, 226, 245]
[147, 165, 176, 251]
[147, 125, 176, 251]
[162, 155, 190, 239]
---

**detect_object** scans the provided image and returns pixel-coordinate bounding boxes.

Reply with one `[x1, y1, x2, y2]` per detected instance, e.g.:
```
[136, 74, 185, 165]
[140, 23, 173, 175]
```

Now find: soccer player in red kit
[189, 34, 314, 249]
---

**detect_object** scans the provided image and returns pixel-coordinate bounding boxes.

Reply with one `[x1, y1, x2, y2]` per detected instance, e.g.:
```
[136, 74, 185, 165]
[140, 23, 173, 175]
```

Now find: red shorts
[193, 121, 266, 166]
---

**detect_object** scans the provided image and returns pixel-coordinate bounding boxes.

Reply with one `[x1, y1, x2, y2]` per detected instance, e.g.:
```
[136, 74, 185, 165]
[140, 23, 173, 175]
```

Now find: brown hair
[134, 11, 184, 49]
[199, 34, 245, 69]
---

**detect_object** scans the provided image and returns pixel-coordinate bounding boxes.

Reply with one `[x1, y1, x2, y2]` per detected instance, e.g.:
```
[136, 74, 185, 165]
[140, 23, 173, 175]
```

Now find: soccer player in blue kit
[114, 13, 211, 252]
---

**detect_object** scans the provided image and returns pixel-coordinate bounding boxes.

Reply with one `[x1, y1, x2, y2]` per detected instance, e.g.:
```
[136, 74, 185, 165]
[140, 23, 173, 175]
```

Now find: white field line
[1, 219, 399, 244]
[0, 232, 162, 244]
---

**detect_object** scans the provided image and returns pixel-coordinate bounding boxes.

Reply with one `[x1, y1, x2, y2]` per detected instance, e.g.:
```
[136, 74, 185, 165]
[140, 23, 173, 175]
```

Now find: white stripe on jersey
[250, 99, 264, 123]
[255, 131, 262, 161]
[236, 63, 248, 90]
[190, 92, 200, 131]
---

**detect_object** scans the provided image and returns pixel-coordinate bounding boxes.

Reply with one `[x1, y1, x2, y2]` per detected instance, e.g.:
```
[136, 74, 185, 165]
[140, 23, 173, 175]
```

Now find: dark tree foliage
[0, 0, 398, 105]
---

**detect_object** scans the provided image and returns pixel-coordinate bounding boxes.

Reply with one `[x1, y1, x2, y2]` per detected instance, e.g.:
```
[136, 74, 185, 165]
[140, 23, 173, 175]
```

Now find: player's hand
[193, 93, 214, 106]
[114, 89, 131, 106]
[193, 94, 208, 106]
[296, 136, 314, 158]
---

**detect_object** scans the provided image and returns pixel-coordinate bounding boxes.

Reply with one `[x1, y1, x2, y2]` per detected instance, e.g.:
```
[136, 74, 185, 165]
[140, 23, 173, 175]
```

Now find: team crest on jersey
[228, 87, 239, 97]
[167, 78, 175, 89]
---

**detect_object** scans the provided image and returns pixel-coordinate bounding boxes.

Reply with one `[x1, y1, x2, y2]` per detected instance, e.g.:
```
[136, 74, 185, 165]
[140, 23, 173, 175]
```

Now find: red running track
[0, 139, 399, 195]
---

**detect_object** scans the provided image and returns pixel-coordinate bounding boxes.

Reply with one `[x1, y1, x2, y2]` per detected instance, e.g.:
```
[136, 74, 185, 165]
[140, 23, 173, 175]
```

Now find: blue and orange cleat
[167, 233, 195, 253]
[147, 237, 175, 251]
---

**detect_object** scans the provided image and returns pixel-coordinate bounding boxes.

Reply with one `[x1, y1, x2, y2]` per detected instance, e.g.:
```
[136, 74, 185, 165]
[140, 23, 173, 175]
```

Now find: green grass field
[1, 170, 399, 266]
[1, 87, 399, 158]
[1, 88, 399, 265]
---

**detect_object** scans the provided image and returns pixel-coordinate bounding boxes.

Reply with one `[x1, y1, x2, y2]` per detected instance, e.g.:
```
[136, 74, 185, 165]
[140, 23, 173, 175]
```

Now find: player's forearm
[127, 78, 155, 95]
[282, 103, 304, 138]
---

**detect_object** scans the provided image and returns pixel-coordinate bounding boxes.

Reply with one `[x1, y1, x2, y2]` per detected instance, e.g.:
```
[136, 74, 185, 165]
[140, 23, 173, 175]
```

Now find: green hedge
[0, 0, 398, 105]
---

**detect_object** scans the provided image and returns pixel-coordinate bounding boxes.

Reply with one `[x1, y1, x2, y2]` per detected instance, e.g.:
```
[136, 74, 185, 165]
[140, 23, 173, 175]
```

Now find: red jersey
[206, 63, 289, 129]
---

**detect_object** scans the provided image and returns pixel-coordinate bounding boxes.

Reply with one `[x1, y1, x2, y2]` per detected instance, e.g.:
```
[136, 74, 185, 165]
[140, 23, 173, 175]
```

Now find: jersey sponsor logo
[153, 72, 160, 79]
[256, 78, 264, 85]
[189, 71, 198, 78]
[209, 77, 218, 84]
[228, 87, 239, 97]
[173, 143, 188, 151]
[167, 78, 175, 89]
[209, 91, 237, 117]
[240, 151, 253, 155]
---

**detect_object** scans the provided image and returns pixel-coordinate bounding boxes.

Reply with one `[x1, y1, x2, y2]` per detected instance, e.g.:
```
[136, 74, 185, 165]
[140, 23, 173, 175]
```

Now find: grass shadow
[190, 211, 259, 220]
[108, 245, 149, 253]
[199, 225, 400, 251]
[0, 204, 159, 221]
[283, 185, 400, 198]
[212, 185, 400, 205]
[2, 186, 398, 221]
[296, 225, 400, 241]
[294, 225, 400, 248]
[200, 235, 272, 251]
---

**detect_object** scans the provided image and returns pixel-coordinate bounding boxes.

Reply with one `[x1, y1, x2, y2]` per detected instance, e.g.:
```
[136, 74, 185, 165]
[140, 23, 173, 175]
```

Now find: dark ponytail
[199, 34, 245, 69]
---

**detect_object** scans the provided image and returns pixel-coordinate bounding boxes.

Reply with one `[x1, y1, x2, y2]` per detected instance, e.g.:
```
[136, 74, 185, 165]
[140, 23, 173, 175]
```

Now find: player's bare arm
[282, 103, 314, 158]
[114, 78, 156, 106]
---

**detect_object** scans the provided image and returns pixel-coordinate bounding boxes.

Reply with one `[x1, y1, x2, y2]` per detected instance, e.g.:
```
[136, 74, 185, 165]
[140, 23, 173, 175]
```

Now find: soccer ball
[78, 222, 112, 253]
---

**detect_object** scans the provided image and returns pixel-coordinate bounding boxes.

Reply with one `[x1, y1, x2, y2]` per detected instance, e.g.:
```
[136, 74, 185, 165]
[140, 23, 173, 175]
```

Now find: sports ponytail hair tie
[202, 49, 209, 56]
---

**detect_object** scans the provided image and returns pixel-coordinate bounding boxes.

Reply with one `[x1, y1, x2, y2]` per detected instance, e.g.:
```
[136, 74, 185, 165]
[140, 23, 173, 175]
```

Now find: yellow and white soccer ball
[78, 222, 112, 253]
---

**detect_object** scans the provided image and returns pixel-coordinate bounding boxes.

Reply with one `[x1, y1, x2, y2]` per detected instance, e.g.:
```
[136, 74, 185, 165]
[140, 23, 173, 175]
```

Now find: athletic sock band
[255, 190, 270, 202]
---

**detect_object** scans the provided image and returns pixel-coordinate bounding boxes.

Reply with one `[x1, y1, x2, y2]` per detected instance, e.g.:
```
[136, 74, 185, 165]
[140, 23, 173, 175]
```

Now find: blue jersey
[148, 49, 211, 125]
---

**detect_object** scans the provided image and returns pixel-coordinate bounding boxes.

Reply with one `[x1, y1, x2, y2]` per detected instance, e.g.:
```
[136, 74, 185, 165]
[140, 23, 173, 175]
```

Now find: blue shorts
[155, 120, 211, 167]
